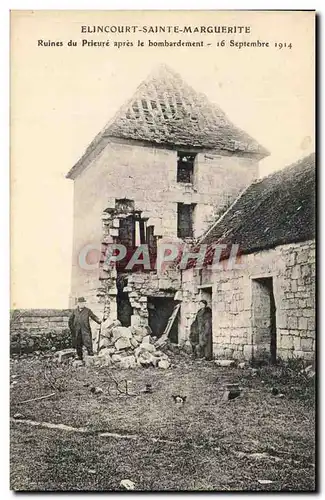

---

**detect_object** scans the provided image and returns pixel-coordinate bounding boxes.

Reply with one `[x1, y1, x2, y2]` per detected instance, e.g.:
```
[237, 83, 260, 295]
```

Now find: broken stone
[85, 355, 104, 367]
[115, 337, 132, 351]
[55, 348, 76, 363]
[99, 337, 113, 349]
[72, 360, 84, 368]
[131, 326, 148, 338]
[98, 347, 115, 357]
[134, 335, 144, 344]
[111, 354, 124, 363]
[120, 479, 135, 490]
[215, 360, 235, 367]
[222, 388, 241, 401]
[302, 364, 313, 374]
[112, 326, 132, 340]
[13, 413, 25, 419]
[152, 350, 166, 359]
[101, 318, 121, 338]
[130, 337, 139, 349]
[119, 355, 137, 369]
[142, 335, 151, 344]
[158, 359, 171, 369]
[139, 342, 156, 353]
[137, 350, 154, 362]
[150, 356, 159, 367]
[99, 346, 116, 356]
[90, 386, 104, 395]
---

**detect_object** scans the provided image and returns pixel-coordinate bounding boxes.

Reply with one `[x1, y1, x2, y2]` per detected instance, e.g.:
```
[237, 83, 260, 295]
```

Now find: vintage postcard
[10, 10, 316, 492]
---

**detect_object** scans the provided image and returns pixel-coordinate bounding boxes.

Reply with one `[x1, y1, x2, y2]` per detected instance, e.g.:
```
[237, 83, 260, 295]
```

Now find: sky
[10, 10, 315, 308]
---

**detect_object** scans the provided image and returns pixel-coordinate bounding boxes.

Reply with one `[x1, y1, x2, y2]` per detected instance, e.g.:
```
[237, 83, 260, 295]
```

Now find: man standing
[190, 300, 213, 361]
[68, 297, 102, 361]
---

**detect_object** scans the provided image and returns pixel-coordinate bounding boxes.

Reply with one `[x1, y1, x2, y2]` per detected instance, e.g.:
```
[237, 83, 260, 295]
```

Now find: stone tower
[66, 65, 268, 337]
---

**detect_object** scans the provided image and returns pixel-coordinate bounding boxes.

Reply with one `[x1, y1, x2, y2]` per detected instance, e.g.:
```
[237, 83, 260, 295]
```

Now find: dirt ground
[10, 352, 316, 492]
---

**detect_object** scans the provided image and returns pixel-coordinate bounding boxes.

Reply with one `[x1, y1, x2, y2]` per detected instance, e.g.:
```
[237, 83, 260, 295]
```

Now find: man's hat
[77, 297, 86, 303]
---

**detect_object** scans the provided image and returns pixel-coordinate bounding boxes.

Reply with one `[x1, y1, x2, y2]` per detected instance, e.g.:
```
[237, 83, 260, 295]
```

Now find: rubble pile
[88, 319, 171, 369]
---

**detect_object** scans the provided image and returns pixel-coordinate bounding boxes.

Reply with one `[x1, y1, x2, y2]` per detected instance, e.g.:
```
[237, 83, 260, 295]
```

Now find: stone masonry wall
[180, 240, 316, 361]
[10, 309, 72, 354]
[70, 138, 259, 313]
[126, 271, 180, 328]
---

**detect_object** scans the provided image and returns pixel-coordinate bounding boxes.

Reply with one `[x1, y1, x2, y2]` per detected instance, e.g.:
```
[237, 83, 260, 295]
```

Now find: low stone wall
[10, 309, 72, 354]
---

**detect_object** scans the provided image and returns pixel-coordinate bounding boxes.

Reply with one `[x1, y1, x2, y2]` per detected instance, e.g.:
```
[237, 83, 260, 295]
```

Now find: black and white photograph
[10, 10, 316, 492]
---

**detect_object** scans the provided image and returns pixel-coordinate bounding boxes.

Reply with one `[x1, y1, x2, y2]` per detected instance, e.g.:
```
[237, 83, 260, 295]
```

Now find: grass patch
[10, 353, 316, 491]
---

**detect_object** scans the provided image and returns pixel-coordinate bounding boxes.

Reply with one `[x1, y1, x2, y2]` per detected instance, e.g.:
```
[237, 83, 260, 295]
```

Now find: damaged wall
[70, 137, 259, 314]
[180, 240, 316, 361]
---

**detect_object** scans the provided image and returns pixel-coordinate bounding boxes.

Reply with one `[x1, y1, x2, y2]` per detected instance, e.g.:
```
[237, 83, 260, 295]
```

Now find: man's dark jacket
[68, 307, 101, 347]
[190, 306, 213, 359]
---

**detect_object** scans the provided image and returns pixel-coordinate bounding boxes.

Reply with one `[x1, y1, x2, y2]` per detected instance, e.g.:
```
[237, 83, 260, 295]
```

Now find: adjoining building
[181, 153, 316, 361]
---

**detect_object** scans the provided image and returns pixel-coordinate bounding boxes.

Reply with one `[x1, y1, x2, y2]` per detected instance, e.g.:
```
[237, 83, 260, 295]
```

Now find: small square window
[177, 152, 196, 184]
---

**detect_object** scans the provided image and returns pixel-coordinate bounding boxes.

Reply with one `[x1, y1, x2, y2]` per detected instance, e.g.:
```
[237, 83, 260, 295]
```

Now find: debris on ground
[54, 348, 76, 364]
[222, 383, 241, 401]
[93, 321, 171, 370]
[90, 386, 104, 395]
[18, 393, 56, 405]
[54, 322, 172, 370]
[301, 365, 316, 379]
[87, 469, 96, 474]
[172, 395, 187, 404]
[13, 413, 25, 419]
[120, 479, 135, 490]
[215, 360, 235, 367]
[143, 383, 153, 393]
[72, 360, 84, 368]
[238, 362, 247, 369]
[257, 479, 274, 484]
[235, 451, 281, 462]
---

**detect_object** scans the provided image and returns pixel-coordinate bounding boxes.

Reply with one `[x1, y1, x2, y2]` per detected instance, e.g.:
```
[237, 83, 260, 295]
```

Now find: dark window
[177, 203, 195, 238]
[118, 213, 148, 248]
[177, 152, 196, 183]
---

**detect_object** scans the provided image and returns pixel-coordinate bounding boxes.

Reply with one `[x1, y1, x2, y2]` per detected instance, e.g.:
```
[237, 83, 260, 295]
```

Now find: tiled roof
[66, 65, 269, 179]
[200, 152, 316, 256]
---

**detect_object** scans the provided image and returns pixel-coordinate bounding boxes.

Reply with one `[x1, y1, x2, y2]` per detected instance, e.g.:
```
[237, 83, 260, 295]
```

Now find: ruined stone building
[66, 65, 268, 339]
[181, 153, 316, 361]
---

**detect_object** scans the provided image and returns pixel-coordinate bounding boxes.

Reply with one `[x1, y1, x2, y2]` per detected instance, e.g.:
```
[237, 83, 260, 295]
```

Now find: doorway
[147, 297, 178, 343]
[199, 286, 212, 307]
[116, 274, 133, 327]
[251, 277, 277, 363]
